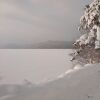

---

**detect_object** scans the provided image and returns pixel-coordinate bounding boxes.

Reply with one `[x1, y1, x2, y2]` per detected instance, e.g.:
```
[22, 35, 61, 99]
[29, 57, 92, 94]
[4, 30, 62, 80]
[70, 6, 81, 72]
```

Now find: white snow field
[0, 49, 73, 84]
[0, 64, 100, 100]
[0, 49, 100, 100]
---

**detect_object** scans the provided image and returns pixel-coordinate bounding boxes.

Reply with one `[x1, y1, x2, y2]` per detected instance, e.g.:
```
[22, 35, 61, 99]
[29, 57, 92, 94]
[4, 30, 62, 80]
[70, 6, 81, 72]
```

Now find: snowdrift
[4, 64, 100, 100]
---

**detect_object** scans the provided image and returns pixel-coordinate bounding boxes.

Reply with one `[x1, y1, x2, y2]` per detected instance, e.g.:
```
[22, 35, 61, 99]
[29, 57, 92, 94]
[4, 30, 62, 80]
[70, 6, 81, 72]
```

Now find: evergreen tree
[72, 0, 100, 64]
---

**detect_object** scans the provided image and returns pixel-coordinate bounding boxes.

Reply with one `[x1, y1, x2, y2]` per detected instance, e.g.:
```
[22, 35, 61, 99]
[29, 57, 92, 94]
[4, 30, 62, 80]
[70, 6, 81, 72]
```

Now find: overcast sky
[0, 0, 92, 46]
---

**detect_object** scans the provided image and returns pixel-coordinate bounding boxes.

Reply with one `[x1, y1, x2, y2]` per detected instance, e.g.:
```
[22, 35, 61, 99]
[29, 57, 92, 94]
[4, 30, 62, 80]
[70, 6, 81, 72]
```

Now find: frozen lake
[0, 49, 73, 84]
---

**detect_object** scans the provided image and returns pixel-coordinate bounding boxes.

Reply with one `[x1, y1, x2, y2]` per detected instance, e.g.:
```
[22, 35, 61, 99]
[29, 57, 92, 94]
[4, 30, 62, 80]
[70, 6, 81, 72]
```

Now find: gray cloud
[0, 0, 91, 47]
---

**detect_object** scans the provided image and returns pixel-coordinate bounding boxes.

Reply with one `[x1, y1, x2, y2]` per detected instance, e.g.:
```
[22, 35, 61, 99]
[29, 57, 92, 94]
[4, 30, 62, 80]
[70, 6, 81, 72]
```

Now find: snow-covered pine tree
[72, 0, 100, 64]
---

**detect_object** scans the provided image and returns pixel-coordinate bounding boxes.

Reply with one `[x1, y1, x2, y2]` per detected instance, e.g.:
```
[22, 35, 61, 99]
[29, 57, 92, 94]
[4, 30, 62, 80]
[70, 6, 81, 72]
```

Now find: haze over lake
[0, 0, 91, 48]
[0, 49, 73, 84]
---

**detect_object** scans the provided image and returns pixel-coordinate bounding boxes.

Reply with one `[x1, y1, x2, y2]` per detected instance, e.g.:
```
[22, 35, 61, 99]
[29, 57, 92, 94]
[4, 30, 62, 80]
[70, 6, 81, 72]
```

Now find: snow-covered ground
[0, 49, 100, 100]
[0, 64, 100, 100]
[0, 49, 73, 84]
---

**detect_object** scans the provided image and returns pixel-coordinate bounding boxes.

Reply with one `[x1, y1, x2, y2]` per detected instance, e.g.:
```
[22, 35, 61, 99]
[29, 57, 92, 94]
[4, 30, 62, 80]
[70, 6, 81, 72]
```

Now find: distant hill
[1, 41, 74, 49]
[32, 41, 73, 49]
